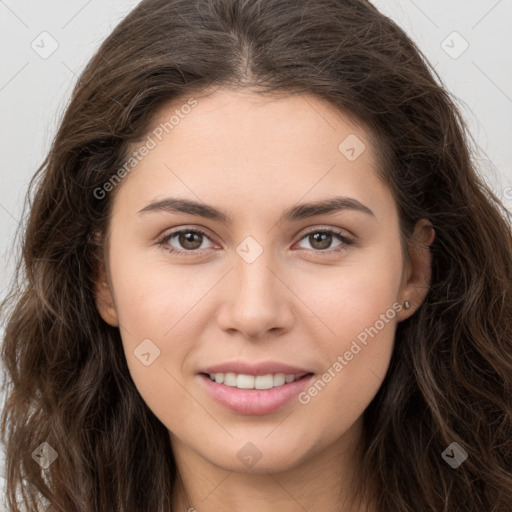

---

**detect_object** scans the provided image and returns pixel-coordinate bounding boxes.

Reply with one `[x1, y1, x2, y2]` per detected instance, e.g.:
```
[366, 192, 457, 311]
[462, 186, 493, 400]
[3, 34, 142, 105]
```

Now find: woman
[1, 0, 511, 511]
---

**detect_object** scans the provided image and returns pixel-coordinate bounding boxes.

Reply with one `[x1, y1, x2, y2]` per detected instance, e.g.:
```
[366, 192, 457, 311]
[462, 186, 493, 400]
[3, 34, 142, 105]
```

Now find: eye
[294, 228, 354, 254]
[156, 227, 354, 256]
[157, 228, 216, 255]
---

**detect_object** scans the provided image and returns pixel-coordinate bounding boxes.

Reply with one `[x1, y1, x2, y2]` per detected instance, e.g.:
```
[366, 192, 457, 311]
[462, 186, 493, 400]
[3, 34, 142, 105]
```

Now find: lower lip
[199, 373, 314, 415]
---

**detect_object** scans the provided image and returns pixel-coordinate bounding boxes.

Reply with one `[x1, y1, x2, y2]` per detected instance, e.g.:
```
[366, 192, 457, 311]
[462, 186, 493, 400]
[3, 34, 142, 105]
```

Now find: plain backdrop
[1, 0, 512, 499]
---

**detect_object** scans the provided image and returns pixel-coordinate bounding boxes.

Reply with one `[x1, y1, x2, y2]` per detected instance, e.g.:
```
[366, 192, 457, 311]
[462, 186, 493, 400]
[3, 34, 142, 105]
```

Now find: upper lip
[200, 361, 313, 377]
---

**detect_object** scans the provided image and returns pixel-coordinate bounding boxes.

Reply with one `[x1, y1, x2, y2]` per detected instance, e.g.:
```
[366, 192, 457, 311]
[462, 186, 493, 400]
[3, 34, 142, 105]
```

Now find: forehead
[112, 87, 394, 225]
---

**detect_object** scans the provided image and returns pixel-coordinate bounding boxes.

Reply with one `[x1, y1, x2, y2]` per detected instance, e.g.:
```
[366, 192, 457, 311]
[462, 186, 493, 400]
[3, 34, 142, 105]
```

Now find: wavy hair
[1, 0, 511, 510]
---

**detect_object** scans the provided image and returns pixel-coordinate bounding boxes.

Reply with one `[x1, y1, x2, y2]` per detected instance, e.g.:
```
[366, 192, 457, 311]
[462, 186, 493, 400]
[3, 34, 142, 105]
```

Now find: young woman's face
[96, 87, 432, 474]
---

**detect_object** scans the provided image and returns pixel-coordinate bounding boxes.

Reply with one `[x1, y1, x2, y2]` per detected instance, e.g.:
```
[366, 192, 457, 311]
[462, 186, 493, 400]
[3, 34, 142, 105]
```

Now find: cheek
[107, 249, 215, 421]
[295, 241, 402, 405]
[111, 272, 197, 428]
[298, 238, 403, 345]
[108, 240, 206, 340]
[294, 286, 398, 449]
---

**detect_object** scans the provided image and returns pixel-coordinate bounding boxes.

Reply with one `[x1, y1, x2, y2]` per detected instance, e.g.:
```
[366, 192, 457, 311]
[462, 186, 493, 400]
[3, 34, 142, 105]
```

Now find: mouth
[201, 371, 312, 390]
[198, 372, 315, 415]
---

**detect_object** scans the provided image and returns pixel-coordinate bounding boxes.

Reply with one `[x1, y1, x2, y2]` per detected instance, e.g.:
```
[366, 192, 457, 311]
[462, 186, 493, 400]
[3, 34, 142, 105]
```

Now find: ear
[398, 218, 435, 322]
[93, 252, 120, 328]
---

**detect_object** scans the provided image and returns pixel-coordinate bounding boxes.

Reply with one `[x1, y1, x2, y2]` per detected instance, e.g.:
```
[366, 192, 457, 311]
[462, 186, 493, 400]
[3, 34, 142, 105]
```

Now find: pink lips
[200, 360, 312, 377]
[198, 360, 314, 415]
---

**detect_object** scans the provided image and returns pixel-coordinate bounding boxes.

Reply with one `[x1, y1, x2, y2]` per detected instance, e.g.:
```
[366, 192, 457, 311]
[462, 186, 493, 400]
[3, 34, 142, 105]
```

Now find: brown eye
[296, 229, 354, 253]
[308, 232, 333, 250]
[177, 231, 204, 250]
[158, 228, 214, 254]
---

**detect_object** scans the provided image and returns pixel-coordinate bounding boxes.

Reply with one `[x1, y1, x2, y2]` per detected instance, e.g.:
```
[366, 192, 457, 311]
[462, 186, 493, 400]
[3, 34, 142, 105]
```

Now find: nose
[216, 250, 295, 340]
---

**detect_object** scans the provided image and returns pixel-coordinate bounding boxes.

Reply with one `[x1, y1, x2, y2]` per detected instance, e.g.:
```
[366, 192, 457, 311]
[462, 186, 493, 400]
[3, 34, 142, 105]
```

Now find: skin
[95, 86, 434, 512]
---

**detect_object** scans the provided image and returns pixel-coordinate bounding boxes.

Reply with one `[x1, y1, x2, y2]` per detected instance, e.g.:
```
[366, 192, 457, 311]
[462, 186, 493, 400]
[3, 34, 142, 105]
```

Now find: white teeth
[207, 372, 301, 389]
[236, 374, 255, 389]
[224, 373, 237, 387]
[255, 374, 274, 389]
[273, 373, 286, 386]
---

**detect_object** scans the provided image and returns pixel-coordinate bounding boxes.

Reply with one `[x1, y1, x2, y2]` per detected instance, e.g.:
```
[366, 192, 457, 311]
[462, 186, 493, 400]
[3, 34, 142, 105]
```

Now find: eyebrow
[137, 196, 375, 224]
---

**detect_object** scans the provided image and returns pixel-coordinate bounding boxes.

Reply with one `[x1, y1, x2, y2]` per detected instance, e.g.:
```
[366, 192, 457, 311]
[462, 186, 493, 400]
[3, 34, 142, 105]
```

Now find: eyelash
[156, 227, 354, 257]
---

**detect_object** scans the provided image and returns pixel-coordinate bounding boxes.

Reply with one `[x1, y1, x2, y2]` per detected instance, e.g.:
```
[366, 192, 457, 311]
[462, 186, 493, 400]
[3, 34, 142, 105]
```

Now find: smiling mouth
[200, 372, 313, 390]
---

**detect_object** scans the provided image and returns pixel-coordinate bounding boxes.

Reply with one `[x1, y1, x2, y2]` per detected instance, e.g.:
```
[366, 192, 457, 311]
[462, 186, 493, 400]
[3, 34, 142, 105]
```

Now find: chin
[200, 438, 310, 474]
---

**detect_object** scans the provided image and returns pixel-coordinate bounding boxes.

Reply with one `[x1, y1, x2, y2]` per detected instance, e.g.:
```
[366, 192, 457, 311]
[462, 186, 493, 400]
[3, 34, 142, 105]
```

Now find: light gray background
[1, 0, 512, 499]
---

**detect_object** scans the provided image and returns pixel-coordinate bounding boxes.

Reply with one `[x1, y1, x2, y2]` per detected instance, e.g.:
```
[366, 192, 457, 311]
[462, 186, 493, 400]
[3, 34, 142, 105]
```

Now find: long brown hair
[1, 0, 511, 510]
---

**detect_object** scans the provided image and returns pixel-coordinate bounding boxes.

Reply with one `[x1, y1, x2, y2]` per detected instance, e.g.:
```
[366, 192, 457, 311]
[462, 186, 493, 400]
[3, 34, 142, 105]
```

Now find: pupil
[181, 232, 201, 249]
[312, 232, 331, 250]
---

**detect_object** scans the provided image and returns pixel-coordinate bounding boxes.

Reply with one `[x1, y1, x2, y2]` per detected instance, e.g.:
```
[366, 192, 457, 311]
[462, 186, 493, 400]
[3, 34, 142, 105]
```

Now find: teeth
[224, 373, 237, 386]
[237, 374, 255, 389]
[207, 372, 301, 390]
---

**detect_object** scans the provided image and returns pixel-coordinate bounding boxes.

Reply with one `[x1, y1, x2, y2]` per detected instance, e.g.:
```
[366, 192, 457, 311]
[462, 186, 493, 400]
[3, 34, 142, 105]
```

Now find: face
[95, 87, 433, 474]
